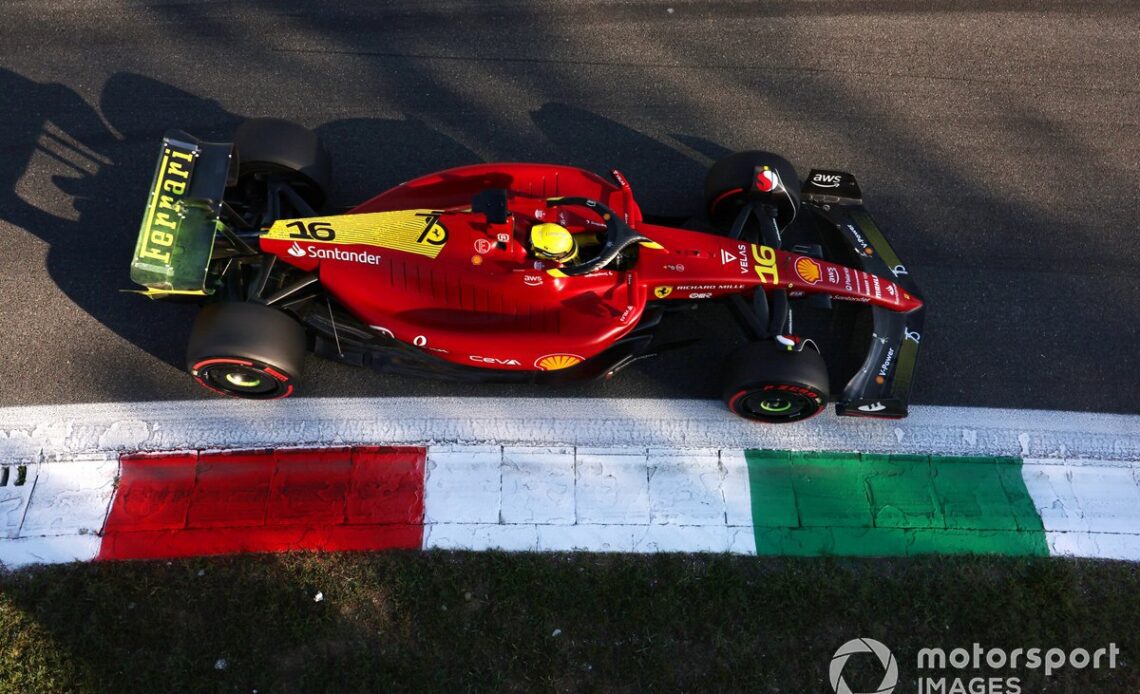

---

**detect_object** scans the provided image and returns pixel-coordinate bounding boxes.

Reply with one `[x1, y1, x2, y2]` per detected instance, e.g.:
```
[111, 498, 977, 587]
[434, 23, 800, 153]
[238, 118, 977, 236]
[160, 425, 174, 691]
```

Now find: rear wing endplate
[128, 130, 233, 296]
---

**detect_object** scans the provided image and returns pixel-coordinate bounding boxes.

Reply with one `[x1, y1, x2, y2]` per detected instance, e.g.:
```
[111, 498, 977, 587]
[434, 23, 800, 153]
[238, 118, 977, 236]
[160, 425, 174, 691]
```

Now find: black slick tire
[233, 117, 331, 209]
[721, 340, 829, 423]
[186, 302, 306, 399]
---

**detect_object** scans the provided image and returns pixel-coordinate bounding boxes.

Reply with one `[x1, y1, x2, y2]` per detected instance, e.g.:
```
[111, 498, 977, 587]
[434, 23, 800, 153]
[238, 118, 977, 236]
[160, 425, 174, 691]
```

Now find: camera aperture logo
[830, 638, 1121, 694]
[830, 638, 898, 694]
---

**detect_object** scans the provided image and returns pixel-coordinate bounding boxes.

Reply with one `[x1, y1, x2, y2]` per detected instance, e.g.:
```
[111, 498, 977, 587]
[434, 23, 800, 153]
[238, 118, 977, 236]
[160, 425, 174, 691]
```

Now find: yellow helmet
[529, 223, 578, 263]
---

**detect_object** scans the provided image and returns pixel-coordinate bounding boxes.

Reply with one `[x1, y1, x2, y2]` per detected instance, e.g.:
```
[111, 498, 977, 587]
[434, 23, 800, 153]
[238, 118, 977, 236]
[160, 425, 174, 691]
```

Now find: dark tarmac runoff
[1, 1, 1136, 413]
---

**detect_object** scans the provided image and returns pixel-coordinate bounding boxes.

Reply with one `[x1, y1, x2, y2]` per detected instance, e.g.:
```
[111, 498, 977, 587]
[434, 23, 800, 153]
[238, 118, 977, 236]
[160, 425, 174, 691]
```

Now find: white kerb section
[0, 453, 117, 567]
[1022, 458, 1140, 562]
[423, 446, 756, 554]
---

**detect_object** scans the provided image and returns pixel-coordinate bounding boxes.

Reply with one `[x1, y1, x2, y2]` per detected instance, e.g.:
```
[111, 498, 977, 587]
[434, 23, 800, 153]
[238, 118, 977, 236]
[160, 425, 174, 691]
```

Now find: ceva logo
[288, 242, 306, 258]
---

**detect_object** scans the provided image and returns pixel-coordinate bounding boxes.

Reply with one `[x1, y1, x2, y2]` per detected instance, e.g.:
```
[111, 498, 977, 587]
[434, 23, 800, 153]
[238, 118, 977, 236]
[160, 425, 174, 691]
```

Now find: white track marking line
[3, 398, 1139, 461]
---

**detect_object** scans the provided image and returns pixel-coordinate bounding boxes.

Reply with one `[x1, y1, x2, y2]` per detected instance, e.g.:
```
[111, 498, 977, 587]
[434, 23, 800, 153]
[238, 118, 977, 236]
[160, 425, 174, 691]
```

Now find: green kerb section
[744, 451, 1048, 557]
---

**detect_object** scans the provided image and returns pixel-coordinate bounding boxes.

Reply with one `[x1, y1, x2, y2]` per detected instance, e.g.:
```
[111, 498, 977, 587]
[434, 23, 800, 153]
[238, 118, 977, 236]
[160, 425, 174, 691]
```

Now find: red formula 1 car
[129, 118, 924, 422]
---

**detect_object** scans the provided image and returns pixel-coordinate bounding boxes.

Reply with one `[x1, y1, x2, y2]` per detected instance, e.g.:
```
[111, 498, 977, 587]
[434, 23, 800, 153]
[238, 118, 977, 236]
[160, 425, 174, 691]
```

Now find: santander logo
[283, 241, 382, 265]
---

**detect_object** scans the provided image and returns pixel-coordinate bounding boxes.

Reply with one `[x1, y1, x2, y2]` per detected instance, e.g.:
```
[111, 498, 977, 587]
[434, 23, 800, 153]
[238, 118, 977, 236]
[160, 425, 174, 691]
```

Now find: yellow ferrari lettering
[138, 244, 170, 263]
[137, 146, 200, 265]
[149, 229, 174, 247]
[168, 148, 194, 163]
[152, 212, 177, 230]
[751, 244, 779, 285]
[265, 209, 451, 259]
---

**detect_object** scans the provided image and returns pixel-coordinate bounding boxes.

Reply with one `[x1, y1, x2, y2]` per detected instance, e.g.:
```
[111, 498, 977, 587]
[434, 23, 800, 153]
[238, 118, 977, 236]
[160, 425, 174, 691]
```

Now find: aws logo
[812, 173, 842, 188]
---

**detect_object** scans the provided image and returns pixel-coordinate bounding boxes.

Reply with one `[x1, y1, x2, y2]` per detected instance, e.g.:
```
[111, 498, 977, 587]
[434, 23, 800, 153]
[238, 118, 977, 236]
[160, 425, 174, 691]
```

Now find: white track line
[2, 398, 1139, 463]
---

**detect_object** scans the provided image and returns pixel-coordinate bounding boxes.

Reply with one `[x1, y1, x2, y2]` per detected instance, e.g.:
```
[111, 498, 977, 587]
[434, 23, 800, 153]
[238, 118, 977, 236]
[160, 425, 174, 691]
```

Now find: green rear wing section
[129, 130, 234, 297]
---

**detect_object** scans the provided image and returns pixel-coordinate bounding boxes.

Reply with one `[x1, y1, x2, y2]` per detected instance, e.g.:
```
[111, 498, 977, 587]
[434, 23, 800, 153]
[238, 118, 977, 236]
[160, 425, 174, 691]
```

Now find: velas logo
[288, 242, 306, 258]
[830, 638, 898, 694]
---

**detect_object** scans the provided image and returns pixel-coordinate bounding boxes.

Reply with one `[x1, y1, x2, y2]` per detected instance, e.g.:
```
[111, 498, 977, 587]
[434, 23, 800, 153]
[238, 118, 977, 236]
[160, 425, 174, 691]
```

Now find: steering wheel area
[543, 197, 650, 276]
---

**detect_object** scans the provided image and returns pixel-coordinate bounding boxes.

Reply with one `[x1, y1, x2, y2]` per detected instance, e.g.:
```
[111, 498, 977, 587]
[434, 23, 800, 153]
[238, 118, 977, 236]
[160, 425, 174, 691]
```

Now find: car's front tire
[186, 302, 307, 399]
[721, 340, 829, 423]
[704, 150, 801, 231]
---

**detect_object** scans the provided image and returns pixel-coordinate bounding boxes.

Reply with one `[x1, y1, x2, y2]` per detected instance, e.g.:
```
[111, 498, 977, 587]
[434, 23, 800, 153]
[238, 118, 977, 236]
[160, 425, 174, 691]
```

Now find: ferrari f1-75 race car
[129, 118, 925, 422]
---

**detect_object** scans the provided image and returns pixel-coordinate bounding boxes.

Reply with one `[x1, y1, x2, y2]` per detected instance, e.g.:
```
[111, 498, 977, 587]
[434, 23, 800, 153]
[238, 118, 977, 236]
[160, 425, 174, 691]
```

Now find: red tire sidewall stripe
[192, 357, 254, 371]
[192, 358, 294, 399]
[709, 187, 745, 216]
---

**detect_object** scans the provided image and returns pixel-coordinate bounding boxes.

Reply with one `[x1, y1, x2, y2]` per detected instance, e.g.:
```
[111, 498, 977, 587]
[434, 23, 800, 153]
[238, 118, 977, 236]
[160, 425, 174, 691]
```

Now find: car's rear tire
[234, 117, 331, 209]
[705, 150, 801, 231]
[721, 340, 829, 423]
[187, 302, 307, 399]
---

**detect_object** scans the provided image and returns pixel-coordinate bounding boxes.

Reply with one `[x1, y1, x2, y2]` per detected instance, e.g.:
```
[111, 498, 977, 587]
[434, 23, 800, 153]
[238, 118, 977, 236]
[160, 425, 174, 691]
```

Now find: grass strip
[0, 552, 1135, 692]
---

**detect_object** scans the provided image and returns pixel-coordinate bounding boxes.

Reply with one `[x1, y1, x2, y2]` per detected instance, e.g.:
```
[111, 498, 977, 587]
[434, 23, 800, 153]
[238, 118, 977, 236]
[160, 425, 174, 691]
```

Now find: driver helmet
[530, 223, 578, 263]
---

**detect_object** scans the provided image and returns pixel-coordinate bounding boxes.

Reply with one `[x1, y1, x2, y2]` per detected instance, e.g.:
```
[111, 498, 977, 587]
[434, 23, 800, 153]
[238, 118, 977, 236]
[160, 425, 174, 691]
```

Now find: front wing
[803, 171, 925, 418]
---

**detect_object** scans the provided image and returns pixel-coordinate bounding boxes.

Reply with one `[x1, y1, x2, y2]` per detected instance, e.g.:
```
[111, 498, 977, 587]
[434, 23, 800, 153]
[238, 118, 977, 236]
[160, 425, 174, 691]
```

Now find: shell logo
[794, 257, 822, 285]
[535, 353, 583, 371]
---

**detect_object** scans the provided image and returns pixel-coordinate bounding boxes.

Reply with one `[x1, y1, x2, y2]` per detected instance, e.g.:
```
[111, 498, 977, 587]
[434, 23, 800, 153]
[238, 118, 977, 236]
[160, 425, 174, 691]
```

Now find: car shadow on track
[0, 69, 740, 402]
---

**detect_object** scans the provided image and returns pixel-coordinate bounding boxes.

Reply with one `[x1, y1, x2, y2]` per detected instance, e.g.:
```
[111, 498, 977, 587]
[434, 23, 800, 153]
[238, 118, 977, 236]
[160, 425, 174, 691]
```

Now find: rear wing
[128, 130, 234, 297]
[803, 170, 925, 418]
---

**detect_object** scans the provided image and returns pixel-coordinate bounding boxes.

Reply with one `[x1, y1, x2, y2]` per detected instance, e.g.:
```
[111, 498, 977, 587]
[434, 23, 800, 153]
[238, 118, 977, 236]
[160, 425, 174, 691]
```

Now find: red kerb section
[98, 447, 426, 560]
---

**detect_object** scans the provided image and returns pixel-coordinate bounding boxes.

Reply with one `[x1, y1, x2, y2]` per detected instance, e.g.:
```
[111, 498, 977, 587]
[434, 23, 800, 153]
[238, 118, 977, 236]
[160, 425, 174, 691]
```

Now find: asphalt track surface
[1, 1, 1137, 412]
